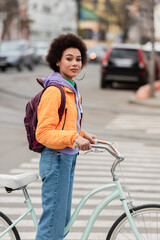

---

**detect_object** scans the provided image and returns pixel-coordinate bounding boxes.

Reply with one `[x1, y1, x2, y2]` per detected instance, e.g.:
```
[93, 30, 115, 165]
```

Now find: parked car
[100, 43, 149, 88]
[33, 41, 49, 64]
[87, 43, 107, 63]
[0, 40, 34, 72]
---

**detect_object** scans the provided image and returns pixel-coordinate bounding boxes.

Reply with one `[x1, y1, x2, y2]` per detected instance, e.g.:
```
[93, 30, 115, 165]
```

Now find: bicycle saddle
[0, 173, 38, 189]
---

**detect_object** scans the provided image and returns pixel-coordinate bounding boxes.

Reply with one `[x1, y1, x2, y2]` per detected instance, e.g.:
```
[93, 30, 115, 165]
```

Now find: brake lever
[85, 149, 94, 154]
[85, 148, 106, 154]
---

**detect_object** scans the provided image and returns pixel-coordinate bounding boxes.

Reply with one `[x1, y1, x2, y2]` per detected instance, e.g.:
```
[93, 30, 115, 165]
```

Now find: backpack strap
[46, 82, 66, 121]
[36, 79, 66, 121]
[36, 78, 44, 88]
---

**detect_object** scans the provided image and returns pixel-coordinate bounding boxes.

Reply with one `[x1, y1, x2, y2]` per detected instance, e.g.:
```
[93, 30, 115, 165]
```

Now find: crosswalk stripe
[0, 188, 160, 200]
[9, 167, 160, 179]
[18, 232, 108, 240]
[0, 194, 159, 205]
[20, 160, 160, 168]
[105, 114, 160, 134]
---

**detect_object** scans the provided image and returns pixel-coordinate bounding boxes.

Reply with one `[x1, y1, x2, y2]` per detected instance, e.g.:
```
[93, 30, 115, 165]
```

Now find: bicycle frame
[64, 178, 142, 240]
[0, 188, 38, 238]
[0, 180, 142, 240]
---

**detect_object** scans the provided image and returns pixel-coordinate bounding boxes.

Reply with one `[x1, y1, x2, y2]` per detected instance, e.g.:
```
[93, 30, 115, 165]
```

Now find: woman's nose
[72, 59, 78, 65]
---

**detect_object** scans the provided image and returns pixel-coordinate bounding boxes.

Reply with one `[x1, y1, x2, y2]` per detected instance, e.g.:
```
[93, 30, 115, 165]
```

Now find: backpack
[24, 78, 66, 153]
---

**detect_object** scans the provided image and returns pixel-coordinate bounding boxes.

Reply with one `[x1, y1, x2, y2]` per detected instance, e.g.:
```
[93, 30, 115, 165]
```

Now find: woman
[35, 33, 96, 240]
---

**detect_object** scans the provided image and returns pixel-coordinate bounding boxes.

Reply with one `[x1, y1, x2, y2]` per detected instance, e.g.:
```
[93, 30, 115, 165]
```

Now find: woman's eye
[77, 58, 82, 62]
[67, 58, 72, 61]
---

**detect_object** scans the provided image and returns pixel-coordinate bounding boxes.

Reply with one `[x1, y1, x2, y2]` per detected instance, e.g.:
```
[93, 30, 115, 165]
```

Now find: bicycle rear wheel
[107, 204, 160, 240]
[0, 211, 20, 239]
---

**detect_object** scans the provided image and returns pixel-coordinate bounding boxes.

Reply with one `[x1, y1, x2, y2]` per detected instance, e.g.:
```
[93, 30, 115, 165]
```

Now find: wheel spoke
[107, 204, 160, 240]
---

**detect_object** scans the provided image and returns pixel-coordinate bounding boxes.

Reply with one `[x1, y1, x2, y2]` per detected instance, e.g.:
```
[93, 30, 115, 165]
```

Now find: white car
[0, 40, 34, 71]
[33, 42, 49, 64]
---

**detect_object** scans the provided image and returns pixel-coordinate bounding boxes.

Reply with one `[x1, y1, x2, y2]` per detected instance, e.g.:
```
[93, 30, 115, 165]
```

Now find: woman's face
[57, 48, 82, 81]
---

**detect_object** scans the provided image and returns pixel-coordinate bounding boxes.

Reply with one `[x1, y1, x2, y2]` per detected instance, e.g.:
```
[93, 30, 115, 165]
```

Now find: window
[81, 29, 93, 40]
[32, 3, 37, 9]
[110, 49, 138, 60]
[43, 5, 51, 13]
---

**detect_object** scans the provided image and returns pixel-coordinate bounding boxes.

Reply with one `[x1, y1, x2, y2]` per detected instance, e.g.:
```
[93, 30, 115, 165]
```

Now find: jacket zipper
[62, 108, 67, 130]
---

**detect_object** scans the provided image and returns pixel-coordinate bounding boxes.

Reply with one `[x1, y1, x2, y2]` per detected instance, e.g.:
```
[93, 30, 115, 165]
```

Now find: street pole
[149, 0, 155, 98]
[76, 0, 81, 35]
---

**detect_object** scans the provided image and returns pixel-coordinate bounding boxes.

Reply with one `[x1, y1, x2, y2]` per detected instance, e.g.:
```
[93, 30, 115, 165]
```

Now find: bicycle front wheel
[107, 204, 160, 240]
[0, 211, 20, 239]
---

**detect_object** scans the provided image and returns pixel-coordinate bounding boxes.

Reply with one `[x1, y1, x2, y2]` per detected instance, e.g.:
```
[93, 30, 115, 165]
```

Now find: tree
[104, 0, 134, 42]
[0, 0, 19, 40]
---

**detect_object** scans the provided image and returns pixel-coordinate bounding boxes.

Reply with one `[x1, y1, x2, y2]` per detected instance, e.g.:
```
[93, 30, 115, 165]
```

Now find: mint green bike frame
[64, 179, 142, 240]
[0, 140, 142, 239]
[0, 179, 142, 240]
[0, 188, 38, 238]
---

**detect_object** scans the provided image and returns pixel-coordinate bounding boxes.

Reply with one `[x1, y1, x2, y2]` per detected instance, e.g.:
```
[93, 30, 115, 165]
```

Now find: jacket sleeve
[36, 86, 79, 149]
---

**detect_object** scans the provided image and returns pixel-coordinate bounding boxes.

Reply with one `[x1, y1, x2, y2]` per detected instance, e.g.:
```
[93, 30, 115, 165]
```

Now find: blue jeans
[35, 148, 77, 240]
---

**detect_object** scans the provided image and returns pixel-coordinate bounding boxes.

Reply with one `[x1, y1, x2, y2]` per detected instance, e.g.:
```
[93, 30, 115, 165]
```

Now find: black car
[100, 43, 149, 88]
[0, 40, 35, 71]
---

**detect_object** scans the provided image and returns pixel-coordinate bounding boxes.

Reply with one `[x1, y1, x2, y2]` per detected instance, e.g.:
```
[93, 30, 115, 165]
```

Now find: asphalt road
[0, 63, 160, 173]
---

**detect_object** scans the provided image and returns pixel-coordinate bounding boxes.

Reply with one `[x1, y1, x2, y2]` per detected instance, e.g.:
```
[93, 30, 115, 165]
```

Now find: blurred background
[0, 0, 160, 93]
[0, 0, 159, 45]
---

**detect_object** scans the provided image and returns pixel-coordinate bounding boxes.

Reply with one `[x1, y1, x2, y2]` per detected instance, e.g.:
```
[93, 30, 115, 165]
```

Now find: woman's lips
[71, 69, 78, 73]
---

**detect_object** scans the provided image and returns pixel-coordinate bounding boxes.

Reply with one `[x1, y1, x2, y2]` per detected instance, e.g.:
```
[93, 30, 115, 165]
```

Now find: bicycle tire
[106, 203, 160, 240]
[0, 211, 20, 240]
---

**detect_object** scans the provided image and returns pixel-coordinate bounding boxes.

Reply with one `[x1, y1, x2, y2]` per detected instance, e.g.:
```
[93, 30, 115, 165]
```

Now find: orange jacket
[36, 85, 84, 149]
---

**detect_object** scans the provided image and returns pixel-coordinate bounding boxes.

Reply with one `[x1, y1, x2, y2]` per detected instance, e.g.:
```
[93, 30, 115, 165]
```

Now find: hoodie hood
[42, 72, 77, 94]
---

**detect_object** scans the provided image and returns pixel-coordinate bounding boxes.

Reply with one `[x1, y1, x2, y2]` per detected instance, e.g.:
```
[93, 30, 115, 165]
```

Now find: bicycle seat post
[22, 187, 30, 200]
[22, 186, 38, 228]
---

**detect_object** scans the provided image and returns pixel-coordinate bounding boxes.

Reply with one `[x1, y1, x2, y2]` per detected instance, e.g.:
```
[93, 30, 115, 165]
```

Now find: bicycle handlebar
[74, 139, 124, 179]
[91, 140, 124, 161]
[74, 139, 124, 161]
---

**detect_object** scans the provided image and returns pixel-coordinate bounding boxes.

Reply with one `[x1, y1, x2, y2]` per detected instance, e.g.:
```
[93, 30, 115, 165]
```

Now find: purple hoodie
[42, 72, 82, 155]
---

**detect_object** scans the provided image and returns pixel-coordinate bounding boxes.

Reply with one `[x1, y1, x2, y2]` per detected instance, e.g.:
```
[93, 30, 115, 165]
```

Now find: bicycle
[0, 140, 160, 239]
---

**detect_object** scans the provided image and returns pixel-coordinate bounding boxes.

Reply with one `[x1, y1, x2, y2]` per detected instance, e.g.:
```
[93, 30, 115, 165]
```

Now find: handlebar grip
[73, 139, 97, 148]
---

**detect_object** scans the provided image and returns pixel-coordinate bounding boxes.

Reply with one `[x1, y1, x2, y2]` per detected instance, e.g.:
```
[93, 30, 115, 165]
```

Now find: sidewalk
[129, 89, 160, 108]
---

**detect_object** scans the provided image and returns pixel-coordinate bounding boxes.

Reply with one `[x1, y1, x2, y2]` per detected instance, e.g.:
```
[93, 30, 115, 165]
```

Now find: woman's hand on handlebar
[83, 132, 97, 144]
[74, 132, 97, 151]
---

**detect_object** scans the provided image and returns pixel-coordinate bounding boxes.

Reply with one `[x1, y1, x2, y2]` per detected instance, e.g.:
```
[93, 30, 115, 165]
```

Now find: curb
[129, 94, 160, 108]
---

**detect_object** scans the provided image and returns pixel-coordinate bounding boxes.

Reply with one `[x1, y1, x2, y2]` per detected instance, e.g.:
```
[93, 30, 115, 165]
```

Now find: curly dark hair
[46, 33, 88, 72]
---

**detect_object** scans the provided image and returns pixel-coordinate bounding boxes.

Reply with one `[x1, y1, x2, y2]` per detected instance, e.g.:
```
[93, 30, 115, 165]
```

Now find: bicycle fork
[115, 179, 142, 240]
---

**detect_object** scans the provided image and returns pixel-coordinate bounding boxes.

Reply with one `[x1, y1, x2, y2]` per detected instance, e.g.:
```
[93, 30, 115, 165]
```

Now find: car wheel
[27, 59, 34, 71]
[100, 77, 106, 88]
[17, 61, 24, 71]
[106, 82, 112, 88]
[1, 66, 7, 72]
[27, 63, 34, 71]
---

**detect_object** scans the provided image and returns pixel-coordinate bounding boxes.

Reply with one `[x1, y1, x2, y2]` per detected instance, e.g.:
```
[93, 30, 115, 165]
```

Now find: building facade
[127, 0, 160, 44]
[0, 0, 77, 42]
[80, 0, 129, 45]
[154, 2, 160, 41]
[28, 0, 77, 42]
